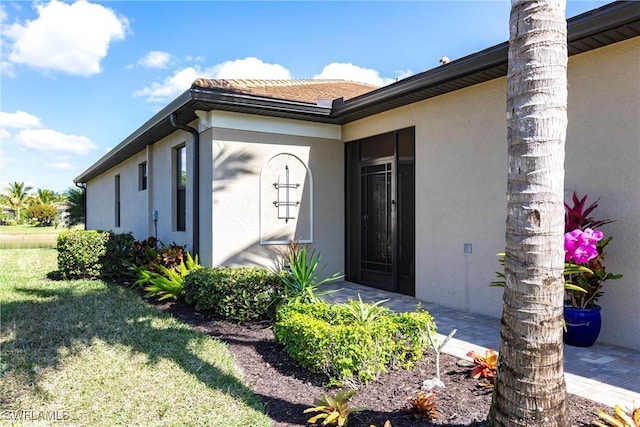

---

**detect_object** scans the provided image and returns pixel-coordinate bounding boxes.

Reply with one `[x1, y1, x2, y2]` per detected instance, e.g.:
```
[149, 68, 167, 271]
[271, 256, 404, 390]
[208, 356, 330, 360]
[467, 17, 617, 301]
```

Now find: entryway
[345, 127, 415, 296]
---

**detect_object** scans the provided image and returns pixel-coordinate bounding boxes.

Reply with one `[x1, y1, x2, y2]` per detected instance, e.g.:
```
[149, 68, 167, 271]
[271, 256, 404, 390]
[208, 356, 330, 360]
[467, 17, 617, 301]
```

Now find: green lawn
[0, 249, 271, 426]
[0, 225, 73, 235]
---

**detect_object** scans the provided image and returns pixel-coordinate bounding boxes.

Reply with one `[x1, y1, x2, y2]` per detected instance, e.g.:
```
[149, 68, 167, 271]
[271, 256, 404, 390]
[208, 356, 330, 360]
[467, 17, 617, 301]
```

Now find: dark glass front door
[345, 127, 415, 296]
[360, 159, 395, 289]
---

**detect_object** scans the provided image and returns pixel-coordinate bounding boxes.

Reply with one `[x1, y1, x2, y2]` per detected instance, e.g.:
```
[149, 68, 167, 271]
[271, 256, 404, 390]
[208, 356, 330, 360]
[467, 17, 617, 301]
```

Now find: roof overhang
[332, 0, 640, 123]
[75, 1, 640, 184]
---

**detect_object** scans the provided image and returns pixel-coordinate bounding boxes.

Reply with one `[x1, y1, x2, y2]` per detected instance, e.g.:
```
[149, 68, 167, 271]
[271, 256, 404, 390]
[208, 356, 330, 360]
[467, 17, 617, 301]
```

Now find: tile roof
[191, 79, 378, 105]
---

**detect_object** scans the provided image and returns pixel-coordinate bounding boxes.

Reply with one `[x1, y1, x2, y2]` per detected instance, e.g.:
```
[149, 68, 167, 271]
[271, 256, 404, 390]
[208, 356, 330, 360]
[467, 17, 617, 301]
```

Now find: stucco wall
[205, 126, 345, 276]
[86, 150, 148, 238]
[564, 37, 640, 349]
[342, 38, 640, 350]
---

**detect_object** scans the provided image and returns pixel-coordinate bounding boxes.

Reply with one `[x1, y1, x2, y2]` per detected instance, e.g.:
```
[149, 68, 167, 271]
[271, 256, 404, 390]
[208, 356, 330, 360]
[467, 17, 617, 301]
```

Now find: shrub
[25, 203, 58, 226]
[57, 230, 107, 279]
[127, 236, 160, 270]
[274, 302, 436, 385]
[101, 231, 135, 278]
[184, 267, 285, 323]
[133, 252, 201, 300]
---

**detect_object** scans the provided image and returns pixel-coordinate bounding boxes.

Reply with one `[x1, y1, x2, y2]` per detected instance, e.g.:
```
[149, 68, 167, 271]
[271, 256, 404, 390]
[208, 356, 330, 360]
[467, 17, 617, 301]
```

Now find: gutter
[170, 113, 200, 258]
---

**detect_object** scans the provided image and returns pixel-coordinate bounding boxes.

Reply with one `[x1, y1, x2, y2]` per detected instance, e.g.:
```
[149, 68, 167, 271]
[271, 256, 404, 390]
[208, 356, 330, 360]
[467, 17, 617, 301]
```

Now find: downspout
[75, 182, 87, 230]
[170, 113, 200, 257]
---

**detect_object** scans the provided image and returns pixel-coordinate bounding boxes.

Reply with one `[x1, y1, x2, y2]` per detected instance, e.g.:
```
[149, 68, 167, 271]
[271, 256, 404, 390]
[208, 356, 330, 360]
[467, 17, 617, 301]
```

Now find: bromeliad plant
[304, 390, 366, 427]
[405, 391, 439, 420]
[466, 349, 498, 387]
[564, 192, 623, 309]
[594, 401, 640, 427]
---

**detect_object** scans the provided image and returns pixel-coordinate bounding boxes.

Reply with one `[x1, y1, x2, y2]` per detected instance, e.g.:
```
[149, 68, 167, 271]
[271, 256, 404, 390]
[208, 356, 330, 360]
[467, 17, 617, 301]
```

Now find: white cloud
[133, 67, 201, 103]
[210, 57, 291, 80]
[4, 0, 129, 76]
[314, 62, 396, 87]
[0, 110, 43, 129]
[46, 161, 73, 170]
[15, 128, 97, 155]
[134, 57, 292, 104]
[138, 50, 171, 69]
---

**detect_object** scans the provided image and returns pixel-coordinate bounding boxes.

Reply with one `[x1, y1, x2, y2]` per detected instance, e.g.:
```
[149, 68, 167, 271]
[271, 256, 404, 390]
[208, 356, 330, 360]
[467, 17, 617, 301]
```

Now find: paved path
[323, 281, 640, 408]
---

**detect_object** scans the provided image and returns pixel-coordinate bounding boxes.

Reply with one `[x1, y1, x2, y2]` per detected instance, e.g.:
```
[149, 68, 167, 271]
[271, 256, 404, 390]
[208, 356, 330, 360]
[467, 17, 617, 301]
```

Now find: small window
[138, 162, 147, 191]
[115, 174, 121, 227]
[175, 145, 186, 231]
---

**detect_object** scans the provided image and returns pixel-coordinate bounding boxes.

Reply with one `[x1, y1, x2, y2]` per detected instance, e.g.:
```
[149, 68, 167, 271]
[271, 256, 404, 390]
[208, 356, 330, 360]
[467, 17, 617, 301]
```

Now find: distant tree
[2, 182, 33, 219]
[33, 188, 63, 205]
[26, 204, 58, 226]
[65, 187, 85, 225]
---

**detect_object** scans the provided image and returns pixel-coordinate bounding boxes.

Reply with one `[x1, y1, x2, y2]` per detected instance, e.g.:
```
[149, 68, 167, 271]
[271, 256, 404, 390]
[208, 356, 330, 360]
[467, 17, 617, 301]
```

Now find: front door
[345, 127, 415, 296]
[360, 158, 395, 290]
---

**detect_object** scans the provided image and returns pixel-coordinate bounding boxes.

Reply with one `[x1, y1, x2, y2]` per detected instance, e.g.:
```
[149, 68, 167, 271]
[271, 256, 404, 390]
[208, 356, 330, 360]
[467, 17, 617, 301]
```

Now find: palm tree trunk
[488, 1, 568, 426]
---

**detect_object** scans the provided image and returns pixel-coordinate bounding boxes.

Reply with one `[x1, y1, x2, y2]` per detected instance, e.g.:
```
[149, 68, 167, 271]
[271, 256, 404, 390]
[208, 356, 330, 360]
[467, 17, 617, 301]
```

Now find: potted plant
[563, 192, 623, 347]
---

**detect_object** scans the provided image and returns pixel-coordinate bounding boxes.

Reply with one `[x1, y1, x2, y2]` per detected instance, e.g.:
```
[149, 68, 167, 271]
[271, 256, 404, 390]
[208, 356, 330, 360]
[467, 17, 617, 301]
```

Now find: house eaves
[75, 1, 640, 184]
[332, 0, 640, 124]
[75, 91, 334, 183]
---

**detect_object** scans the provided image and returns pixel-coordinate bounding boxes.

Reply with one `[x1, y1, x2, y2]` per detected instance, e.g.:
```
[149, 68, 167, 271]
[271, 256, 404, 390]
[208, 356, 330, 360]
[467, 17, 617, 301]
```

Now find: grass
[0, 225, 74, 235]
[0, 249, 271, 426]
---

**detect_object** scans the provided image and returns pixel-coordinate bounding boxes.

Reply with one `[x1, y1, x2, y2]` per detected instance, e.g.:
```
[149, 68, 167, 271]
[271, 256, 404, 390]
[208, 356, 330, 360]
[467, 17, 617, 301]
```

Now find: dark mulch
[143, 293, 599, 427]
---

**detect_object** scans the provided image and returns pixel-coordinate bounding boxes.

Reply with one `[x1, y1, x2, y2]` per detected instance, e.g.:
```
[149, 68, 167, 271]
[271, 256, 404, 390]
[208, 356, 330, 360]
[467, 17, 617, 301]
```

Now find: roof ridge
[191, 78, 377, 89]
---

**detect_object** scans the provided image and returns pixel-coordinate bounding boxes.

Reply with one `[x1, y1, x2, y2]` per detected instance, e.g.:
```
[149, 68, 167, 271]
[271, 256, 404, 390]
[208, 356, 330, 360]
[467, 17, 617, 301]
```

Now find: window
[175, 145, 186, 231]
[115, 174, 121, 227]
[138, 162, 147, 191]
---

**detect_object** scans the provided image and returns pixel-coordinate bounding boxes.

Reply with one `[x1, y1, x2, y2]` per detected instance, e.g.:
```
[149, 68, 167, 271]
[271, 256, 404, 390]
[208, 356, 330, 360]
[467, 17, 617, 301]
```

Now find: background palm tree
[65, 187, 85, 226]
[33, 188, 63, 205]
[2, 182, 33, 220]
[488, 0, 568, 425]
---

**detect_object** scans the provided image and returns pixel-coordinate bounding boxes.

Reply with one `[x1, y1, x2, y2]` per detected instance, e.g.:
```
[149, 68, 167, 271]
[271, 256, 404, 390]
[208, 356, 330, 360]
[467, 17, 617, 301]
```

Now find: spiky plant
[467, 349, 498, 382]
[304, 390, 366, 426]
[405, 391, 439, 420]
[594, 402, 640, 427]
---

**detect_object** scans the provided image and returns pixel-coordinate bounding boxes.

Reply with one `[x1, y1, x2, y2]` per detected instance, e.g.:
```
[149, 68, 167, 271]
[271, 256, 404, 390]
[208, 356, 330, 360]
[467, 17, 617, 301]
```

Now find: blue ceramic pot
[563, 306, 601, 347]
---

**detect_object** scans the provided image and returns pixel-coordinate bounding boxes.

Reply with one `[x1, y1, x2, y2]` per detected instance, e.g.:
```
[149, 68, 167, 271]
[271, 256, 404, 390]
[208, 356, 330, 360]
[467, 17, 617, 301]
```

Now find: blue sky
[0, 0, 611, 193]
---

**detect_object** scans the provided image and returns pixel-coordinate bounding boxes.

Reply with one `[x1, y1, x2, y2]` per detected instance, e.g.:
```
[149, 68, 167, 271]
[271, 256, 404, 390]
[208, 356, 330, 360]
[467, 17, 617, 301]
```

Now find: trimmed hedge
[57, 230, 108, 279]
[183, 267, 285, 323]
[56, 230, 135, 279]
[273, 301, 436, 385]
[101, 231, 135, 278]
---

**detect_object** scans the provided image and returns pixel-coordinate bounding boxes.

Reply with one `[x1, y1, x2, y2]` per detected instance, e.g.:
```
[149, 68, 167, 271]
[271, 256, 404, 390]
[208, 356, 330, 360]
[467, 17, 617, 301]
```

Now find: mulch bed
[144, 294, 599, 427]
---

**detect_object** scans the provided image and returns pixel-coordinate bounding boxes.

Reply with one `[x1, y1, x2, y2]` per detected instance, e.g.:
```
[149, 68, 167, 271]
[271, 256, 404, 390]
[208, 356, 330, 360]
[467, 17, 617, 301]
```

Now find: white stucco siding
[343, 78, 508, 319]
[343, 38, 640, 350]
[147, 129, 193, 251]
[564, 37, 640, 349]
[207, 127, 344, 276]
[85, 150, 149, 238]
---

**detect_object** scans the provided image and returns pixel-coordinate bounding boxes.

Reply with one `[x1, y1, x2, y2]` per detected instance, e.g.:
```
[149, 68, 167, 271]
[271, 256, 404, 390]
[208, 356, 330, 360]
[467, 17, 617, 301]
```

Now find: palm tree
[65, 187, 85, 225]
[488, 1, 568, 426]
[2, 182, 33, 220]
[33, 188, 62, 205]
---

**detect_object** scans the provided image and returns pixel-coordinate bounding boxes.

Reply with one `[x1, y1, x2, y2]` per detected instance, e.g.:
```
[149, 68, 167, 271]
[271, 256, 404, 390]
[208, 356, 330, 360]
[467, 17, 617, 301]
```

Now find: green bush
[101, 231, 135, 278]
[57, 230, 108, 279]
[273, 302, 436, 385]
[25, 203, 58, 226]
[184, 267, 285, 323]
[133, 252, 201, 300]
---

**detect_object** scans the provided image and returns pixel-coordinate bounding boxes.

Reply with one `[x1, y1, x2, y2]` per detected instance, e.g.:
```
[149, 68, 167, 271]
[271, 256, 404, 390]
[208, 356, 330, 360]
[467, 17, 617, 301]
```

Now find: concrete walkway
[322, 281, 640, 409]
